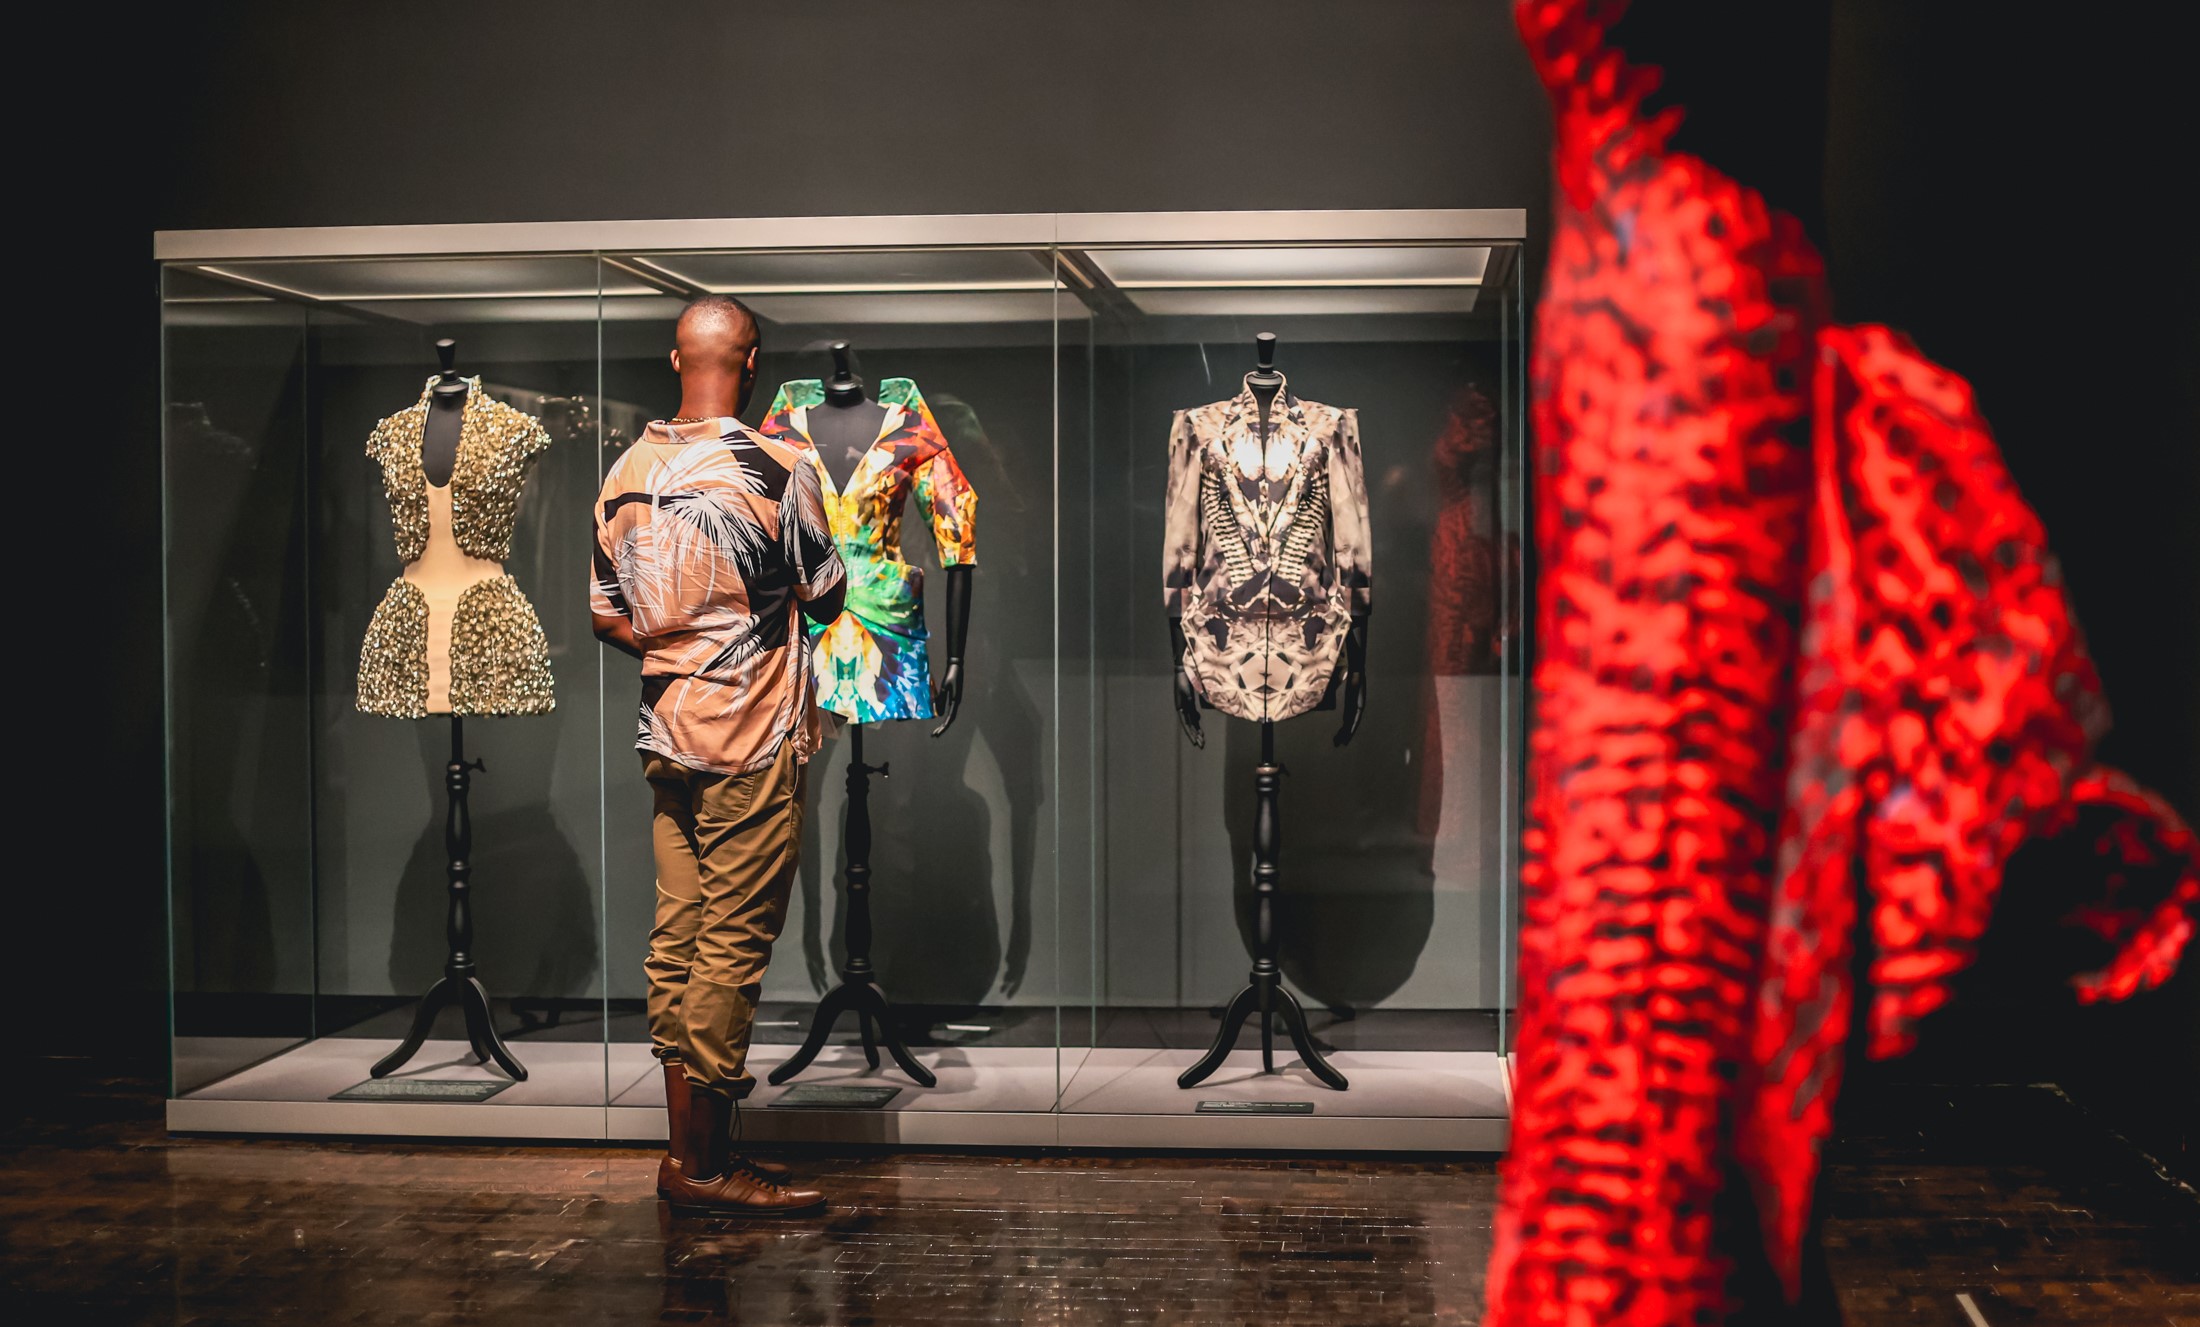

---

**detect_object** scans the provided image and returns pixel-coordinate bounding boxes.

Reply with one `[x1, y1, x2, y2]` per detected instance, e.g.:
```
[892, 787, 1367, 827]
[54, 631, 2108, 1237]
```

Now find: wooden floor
[3, 1064, 2193, 1325]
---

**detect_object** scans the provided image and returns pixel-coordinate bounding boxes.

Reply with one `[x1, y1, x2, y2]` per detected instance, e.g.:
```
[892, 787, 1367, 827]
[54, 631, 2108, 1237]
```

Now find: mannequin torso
[1247, 332, 1285, 438]
[810, 340, 890, 493]
[808, 396, 889, 493]
[1248, 375, 1283, 438]
[423, 381, 464, 484]
[405, 382, 510, 713]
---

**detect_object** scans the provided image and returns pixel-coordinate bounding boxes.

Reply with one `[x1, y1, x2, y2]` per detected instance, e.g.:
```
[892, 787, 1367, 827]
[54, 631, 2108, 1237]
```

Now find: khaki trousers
[642, 740, 804, 1098]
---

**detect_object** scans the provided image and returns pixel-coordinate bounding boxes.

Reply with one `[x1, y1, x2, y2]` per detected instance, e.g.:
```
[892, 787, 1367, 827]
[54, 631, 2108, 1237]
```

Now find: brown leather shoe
[661, 1080, 824, 1216]
[656, 1060, 792, 1198]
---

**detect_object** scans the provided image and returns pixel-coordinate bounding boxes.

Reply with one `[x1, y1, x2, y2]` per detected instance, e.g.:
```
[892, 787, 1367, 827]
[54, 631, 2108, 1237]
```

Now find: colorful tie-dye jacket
[758, 377, 977, 723]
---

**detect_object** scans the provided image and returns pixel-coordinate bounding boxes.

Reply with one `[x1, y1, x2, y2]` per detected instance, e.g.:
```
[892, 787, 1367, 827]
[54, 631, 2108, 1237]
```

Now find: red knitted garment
[1492, 3, 2200, 1322]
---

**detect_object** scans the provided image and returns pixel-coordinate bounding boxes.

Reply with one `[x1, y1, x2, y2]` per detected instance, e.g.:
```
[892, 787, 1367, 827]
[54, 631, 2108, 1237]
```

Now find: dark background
[24, 2, 2193, 1173]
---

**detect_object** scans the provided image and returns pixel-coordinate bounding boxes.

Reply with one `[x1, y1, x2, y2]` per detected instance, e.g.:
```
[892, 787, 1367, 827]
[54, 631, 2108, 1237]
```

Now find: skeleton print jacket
[1162, 376, 1372, 723]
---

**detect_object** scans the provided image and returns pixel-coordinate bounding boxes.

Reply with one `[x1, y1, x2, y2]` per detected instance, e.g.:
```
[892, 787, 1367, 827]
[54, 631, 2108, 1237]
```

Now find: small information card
[770, 1084, 903, 1110]
[331, 1078, 513, 1104]
[1195, 1100, 1315, 1115]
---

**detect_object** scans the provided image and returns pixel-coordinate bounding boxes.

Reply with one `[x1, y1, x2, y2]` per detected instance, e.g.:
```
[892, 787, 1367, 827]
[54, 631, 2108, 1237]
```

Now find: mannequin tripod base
[370, 971, 529, 1082]
[768, 977, 937, 1088]
[1176, 971, 1348, 1091]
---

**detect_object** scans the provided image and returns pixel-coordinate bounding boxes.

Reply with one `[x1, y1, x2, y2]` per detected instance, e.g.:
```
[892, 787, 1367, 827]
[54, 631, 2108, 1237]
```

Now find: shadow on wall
[1221, 711, 1436, 1010]
[842, 724, 1003, 1008]
[904, 663, 1043, 1001]
[387, 716, 597, 999]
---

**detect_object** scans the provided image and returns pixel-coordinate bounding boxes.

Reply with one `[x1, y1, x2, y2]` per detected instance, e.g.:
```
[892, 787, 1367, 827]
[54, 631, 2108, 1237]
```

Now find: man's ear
[746, 345, 759, 374]
[669, 348, 682, 374]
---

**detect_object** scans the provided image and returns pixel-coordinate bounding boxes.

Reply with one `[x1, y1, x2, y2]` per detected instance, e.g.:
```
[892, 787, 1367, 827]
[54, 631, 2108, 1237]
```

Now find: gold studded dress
[356, 377, 557, 718]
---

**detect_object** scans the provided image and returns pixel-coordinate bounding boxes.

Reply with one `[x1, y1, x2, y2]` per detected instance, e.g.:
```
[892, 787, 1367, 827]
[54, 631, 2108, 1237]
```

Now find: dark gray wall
[151, 1, 1548, 229]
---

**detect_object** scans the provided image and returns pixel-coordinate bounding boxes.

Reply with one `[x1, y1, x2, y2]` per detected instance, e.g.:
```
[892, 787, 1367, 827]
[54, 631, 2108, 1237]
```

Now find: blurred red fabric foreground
[1489, 2, 2200, 1322]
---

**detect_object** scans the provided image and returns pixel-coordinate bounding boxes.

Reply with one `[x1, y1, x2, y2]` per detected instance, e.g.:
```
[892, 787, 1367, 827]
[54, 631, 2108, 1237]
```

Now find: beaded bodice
[366, 377, 552, 564]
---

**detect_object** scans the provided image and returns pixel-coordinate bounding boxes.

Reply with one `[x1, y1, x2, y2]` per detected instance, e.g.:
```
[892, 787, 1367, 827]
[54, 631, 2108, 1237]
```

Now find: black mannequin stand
[1177, 719, 1348, 1091]
[768, 724, 937, 1087]
[371, 716, 529, 1081]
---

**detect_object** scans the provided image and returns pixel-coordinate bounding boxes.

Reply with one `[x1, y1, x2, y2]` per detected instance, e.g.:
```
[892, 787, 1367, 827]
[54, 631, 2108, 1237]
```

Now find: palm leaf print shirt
[591, 417, 845, 775]
[1163, 376, 1373, 723]
[757, 377, 978, 723]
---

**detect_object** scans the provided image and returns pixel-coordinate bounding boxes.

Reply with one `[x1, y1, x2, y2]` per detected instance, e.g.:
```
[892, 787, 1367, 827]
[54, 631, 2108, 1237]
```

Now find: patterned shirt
[591, 417, 844, 774]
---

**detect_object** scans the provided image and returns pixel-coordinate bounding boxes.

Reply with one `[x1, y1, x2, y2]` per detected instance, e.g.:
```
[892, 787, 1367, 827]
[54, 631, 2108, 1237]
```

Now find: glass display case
[160, 211, 1526, 1149]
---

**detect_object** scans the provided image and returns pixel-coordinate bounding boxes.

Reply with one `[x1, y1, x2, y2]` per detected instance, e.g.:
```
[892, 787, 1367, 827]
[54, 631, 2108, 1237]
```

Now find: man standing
[591, 295, 843, 1214]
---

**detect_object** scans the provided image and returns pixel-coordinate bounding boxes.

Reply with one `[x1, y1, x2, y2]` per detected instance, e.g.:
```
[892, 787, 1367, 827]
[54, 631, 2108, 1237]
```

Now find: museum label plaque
[770, 1084, 903, 1110]
[1196, 1100, 1315, 1115]
[331, 1078, 513, 1103]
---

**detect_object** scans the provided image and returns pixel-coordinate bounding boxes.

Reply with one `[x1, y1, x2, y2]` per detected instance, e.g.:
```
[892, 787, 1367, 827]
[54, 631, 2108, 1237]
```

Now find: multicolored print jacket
[758, 378, 977, 724]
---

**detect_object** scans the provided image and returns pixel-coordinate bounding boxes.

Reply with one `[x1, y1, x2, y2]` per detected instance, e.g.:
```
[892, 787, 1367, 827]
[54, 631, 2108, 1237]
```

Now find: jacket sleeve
[910, 391, 978, 568]
[1162, 410, 1202, 617]
[1328, 408, 1373, 616]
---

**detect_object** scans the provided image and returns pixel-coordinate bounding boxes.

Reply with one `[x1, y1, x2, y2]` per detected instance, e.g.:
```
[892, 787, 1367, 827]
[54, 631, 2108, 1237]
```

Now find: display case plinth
[169, 1040, 1508, 1150]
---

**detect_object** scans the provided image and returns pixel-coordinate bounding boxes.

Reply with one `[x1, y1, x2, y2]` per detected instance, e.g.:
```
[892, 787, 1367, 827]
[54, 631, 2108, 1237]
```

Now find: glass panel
[1065, 242, 1523, 1125]
[165, 254, 610, 1113]
[164, 266, 315, 1094]
[1500, 253, 1527, 1060]
[1055, 253, 1098, 1098]
[596, 247, 1066, 1128]
[163, 220, 1524, 1144]
[1496, 251, 1531, 1060]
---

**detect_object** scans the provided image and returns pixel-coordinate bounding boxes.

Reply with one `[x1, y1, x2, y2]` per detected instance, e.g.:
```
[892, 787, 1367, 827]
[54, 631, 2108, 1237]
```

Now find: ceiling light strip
[701, 280, 1061, 295]
[1112, 277, 1484, 290]
[602, 255, 705, 299]
[193, 265, 327, 301]
[293, 280, 1067, 302]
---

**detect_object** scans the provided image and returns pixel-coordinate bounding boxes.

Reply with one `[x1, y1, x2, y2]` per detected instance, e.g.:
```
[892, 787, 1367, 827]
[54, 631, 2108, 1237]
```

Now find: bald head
[674, 294, 760, 369]
[669, 294, 761, 418]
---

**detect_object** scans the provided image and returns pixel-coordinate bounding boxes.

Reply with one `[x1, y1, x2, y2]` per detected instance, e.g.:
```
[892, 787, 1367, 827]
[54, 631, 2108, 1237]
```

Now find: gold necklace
[667, 415, 711, 425]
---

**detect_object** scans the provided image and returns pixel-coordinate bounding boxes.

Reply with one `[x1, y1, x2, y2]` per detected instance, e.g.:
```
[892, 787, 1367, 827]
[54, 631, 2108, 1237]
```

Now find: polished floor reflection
[5, 1065, 2192, 1325]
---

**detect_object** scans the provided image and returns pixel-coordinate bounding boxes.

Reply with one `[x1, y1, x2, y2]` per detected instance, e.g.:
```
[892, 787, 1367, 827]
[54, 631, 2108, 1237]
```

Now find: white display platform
[169, 1036, 1510, 1152]
[1056, 1048, 1510, 1151]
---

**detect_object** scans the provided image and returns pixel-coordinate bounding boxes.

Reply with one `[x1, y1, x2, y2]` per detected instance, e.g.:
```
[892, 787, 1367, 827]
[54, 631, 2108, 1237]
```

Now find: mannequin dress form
[411, 360, 508, 713]
[1167, 332, 1370, 1092]
[759, 341, 979, 1089]
[359, 338, 555, 1082]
